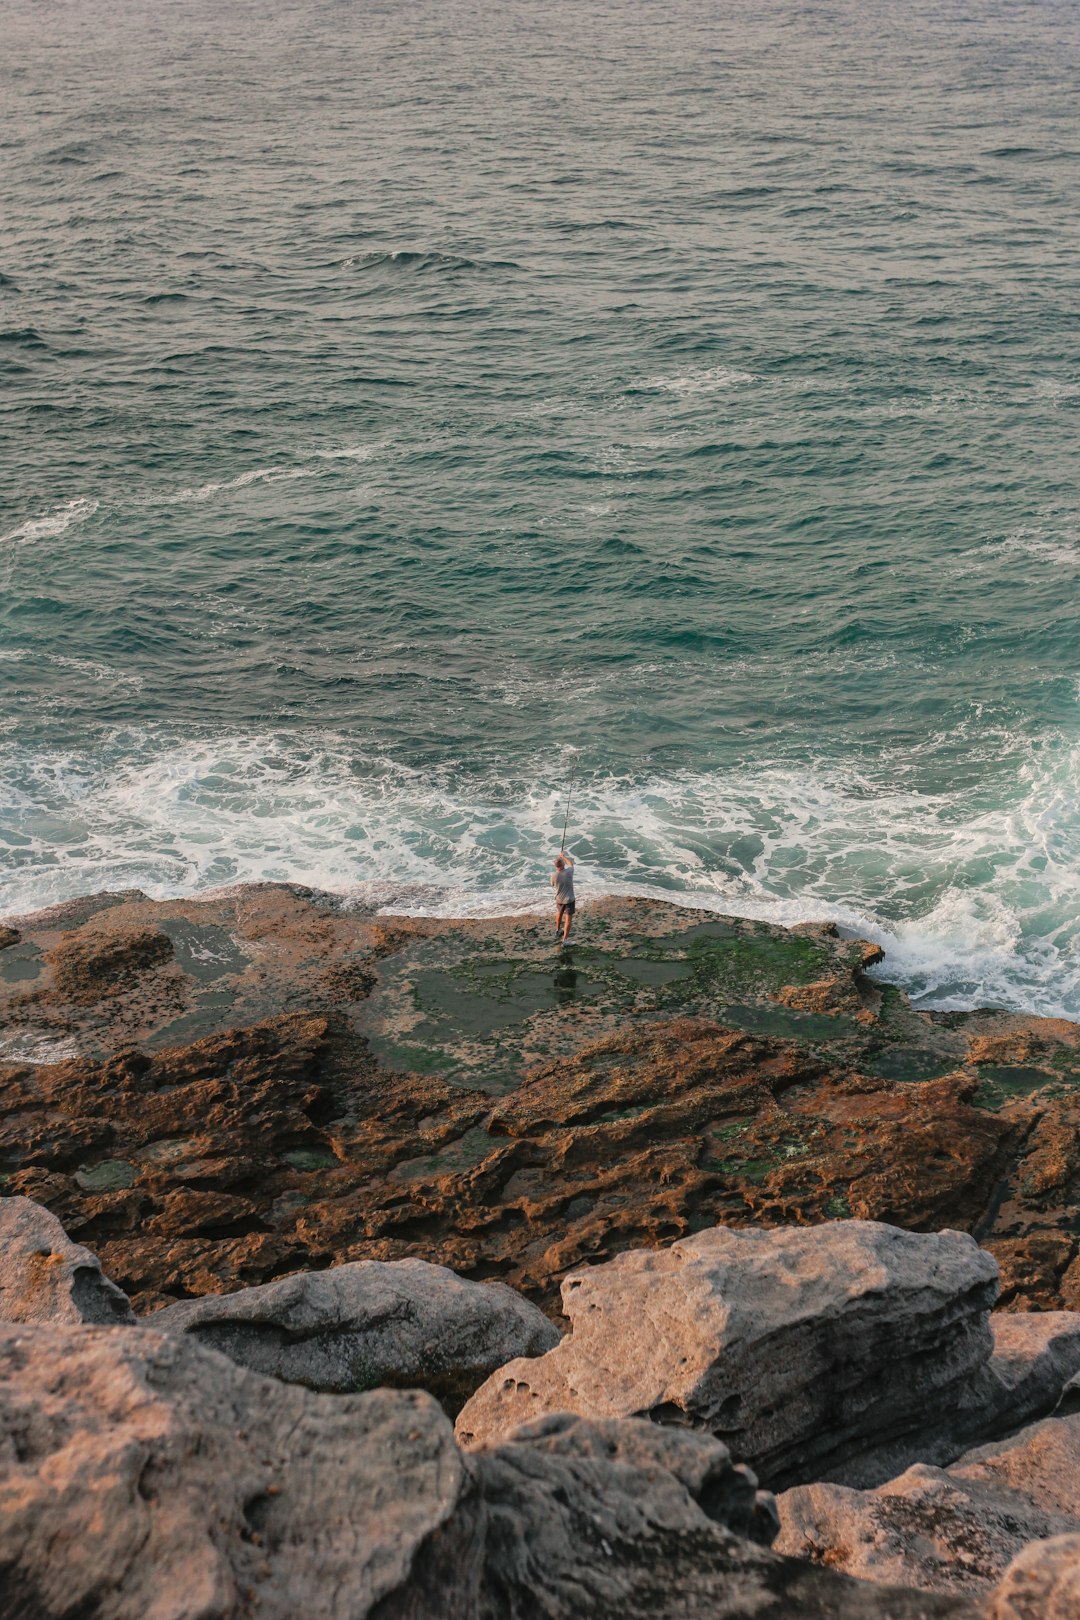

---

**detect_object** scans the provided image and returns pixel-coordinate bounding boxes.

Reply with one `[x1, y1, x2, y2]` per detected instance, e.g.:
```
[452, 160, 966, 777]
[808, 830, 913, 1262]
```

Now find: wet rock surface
[0, 1195, 134, 1326]
[1, 884, 1078, 1315]
[455, 1222, 1008, 1487]
[153, 1256, 559, 1410]
[777, 1412, 1080, 1598]
[0, 1319, 978, 1620]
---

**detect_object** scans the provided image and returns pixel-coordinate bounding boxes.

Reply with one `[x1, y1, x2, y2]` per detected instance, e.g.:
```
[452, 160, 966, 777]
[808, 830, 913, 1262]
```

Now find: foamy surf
[2, 729, 1079, 1020]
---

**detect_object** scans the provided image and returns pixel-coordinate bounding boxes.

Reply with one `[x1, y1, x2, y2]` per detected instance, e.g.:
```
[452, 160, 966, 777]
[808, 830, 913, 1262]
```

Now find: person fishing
[553, 755, 579, 946]
[552, 850, 576, 944]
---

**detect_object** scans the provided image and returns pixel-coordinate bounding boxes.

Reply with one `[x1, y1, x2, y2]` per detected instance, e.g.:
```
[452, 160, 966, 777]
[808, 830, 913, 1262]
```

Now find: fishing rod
[560, 754, 579, 853]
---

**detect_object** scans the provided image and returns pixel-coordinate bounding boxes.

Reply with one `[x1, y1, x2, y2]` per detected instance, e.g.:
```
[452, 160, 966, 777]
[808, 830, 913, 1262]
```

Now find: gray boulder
[0, 1196, 134, 1326]
[456, 1221, 999, 1488]
[0, 1320, 979, 1620]
[776, 1410, 1080, 1595]
[153, 1257, 559, 1409]
[986, 1532, 1080, 1620]
[0, 1321, 481, 1619]
[470, 1413, 974, 1620]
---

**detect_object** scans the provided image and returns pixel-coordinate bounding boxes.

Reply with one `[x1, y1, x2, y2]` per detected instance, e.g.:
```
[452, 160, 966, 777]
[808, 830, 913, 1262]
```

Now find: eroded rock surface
[153, 1256, 559, 1409]
[986, 1533, 1080, 1620]
[0, 1195, 134, 1325]
[456, 1221, 1001, 1489]
[0, 1320, 976, 1620]
[777, 1411, 1080, 1596]
[2, 885, 1079, 1314]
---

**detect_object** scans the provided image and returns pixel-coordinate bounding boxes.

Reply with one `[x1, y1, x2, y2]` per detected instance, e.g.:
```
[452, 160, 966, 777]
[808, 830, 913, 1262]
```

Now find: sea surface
[2, 0, 1079, 1015]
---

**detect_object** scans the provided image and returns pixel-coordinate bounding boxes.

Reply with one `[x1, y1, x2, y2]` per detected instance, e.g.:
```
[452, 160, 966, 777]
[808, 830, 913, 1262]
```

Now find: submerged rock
[776, 1410, 1080, 1595]
[153, 1257, 559, 1409]
[0, 1196, 134, 1326]
[456, 1221, 1000, 1488]
[0, 1320, 979, 1619]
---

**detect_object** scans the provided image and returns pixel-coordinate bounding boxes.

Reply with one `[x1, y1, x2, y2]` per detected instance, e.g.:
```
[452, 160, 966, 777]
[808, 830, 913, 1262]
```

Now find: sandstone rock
[0, 1321, 979, 1620]
[48, 922, 174, 1001]
[0, 1321, 481, 1619]
[1056, 1371, 1080, 1415]
[776, 1411, 1080, 1595]
[153, 1257, 560, 1409]
[850, 1309, 1080, 1486]
[456, 1221, 999, 1489]
[1, 885, 1075, 1316]
[471, 1412, 973, 1619]
[0, 925, 19, 950]
[986, 1533, 1080, 1620]
[0, 1196, 134, 1325]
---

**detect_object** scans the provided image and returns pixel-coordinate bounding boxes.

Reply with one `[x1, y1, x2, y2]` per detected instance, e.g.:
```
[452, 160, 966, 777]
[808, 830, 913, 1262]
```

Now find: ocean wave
[0, 497, 98, 547]
[2, 729, 1079, 1019]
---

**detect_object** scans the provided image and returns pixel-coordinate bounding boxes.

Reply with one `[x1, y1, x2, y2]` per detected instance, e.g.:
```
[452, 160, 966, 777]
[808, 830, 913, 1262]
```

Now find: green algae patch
[613, 958, 693, 988]
[867, 1046, 957, 1084]
[720, 1002, 859, 1043]
[391, 1125, 499, 1182]
[972, 1066, 1058, 1111]
[281, 1146, 338, 1171]
[75, 1159, 136, 1192]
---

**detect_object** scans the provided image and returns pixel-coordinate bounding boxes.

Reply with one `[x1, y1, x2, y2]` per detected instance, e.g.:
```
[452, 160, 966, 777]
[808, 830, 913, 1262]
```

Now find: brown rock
[0, 1320, 978, 1620]
[777, 1412, 1080, 1597]
[2, 885, 1077, 1315]
[455, 1222, 1001, 1488]
[48, 922, 174, 1001]
[0, 1197, 134, 1325]
[986, 1533, 1080, 1620]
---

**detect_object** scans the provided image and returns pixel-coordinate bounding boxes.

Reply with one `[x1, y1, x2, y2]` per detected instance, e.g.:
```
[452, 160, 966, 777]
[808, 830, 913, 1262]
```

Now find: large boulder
[986, 1533, 1080, 1619]
[0, 1321, 481, 1620]
[469, 1413, 974, 1620]
[776, 1410, 1080, 1595]
[456, 1221, 999, 1488]
[153, 1258, 560, 1409]
[0, 1196, 134, 1325]
[0, 1320, 979, 1620]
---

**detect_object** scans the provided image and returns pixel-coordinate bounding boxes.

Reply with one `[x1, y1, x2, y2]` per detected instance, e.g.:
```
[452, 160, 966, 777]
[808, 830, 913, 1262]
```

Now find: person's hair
[555, 856, 565, 869]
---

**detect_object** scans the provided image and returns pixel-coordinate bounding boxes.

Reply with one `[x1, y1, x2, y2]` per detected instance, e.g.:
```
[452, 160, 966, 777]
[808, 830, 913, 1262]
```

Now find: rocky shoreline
[2, 883, 1079, 1615]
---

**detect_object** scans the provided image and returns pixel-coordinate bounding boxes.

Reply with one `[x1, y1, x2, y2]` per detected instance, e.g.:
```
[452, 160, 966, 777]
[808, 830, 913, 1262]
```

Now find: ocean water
[2, 0, 1079, 1015]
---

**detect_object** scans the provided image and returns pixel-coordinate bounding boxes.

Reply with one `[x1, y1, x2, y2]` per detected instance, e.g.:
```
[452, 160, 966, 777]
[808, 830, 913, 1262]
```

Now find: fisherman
[552, 851, 576, 944]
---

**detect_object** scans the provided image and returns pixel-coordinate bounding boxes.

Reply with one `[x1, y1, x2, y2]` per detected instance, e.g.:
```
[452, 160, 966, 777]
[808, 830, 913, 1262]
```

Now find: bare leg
[562, 908, 573, 943]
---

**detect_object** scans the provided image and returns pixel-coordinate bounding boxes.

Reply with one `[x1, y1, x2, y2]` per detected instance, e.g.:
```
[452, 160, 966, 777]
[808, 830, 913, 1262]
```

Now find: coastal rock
[0, 1321, 482, 1619]
[48, 922, 174, 1002]
[470, 1413, 973, 1619]
[2, 886, 1077, 1315]
[776, 1411, 1080, 1596]
[0, 1320, 980, 1620]
[153, 1257, 560, 1408]
[0, 1196, 134, 1325]
[0, 925, 19, 950]
[986, 1533, 1080, 1619]
[455, 1221, 999, 1488]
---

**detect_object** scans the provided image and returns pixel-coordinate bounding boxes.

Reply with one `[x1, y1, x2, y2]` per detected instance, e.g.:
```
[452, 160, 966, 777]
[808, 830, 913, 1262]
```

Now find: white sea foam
[2, 728, 1080, 1018]
[0, 497, 98, 547]
[996, 526, 1080, 571]
[169, 467, 318, 503]
[640, 366, 757, 395]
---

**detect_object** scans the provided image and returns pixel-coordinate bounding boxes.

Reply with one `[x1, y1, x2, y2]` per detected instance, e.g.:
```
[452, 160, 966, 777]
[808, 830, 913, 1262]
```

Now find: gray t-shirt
[553, 860, 575, 904]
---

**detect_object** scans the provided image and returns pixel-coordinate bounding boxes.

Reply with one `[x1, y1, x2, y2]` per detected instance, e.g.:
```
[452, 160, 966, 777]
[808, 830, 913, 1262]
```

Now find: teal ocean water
[2, 0, 1079, 1015]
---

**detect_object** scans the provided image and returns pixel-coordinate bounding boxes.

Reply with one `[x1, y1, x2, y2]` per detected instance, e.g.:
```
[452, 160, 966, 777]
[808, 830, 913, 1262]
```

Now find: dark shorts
[557, 899, 576, 915]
